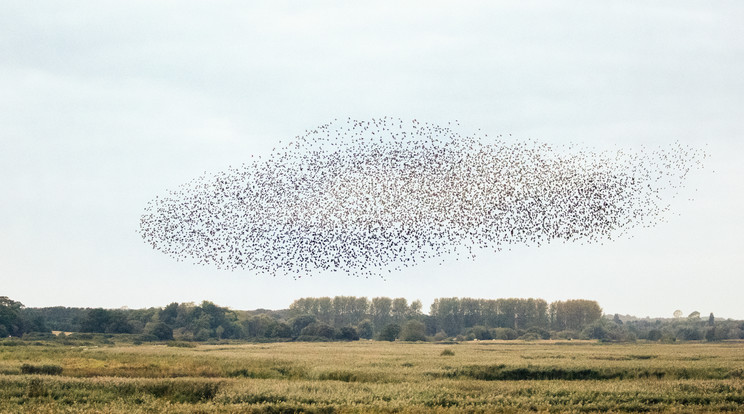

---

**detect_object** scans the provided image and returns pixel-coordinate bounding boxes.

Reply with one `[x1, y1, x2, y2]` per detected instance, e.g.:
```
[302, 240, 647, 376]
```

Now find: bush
[581, 320, 635, 342]
[194, 329, 212, 341]
[21, 332, 56, 341]
[552, 330, 579, 340]
[646, 329, 662, 341]
[290, 315, 317, 337]
[400, 320, 427, 342]
[336, 326, 360, 341]
[467, 326, 492, 340]
[491, 328, 518, 340]
[433, 330, 448, 341]
[141, 380, 220, 403]
[445, 365, 627, 381]
[138, 334, 159, 342]
[518, 332, 540, 341]
[300, 322, 336, 339]
[676, 327, 702, 341]
[166, 341, 197, 348]
[440, 348, 455, 356]
[377, 323, 401, 341]
[20, 364, 63, 375]
[295, 335, 332, 342]
[144, 322, 174, 341]
[267, 322, 292, 339]
[357, 320, 374, 339]
[525, 327, 551, 340]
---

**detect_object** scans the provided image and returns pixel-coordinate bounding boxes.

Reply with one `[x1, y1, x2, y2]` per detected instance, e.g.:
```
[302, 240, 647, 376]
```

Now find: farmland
[1, 339, 743, 413]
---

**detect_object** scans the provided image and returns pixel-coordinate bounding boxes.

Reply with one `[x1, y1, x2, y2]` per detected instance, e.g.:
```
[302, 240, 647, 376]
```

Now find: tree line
[2, 295, 742, 343]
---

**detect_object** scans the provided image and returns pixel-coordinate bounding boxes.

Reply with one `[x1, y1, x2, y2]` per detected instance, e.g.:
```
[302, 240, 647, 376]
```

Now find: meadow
[1, 339, 743, 413]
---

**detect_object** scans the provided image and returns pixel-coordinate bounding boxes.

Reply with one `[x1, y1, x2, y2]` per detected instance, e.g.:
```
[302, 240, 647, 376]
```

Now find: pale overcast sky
[1, 1, 742, 318]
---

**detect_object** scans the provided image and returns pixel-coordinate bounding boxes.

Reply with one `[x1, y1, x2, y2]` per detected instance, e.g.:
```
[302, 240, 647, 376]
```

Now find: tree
[708, 313, 715, 326]
[350, 297, 369, 326]
[673, 310, 683, 319]
[159, 302, 179, 325]
[676, 326, 702, 341]
[409, 300, 423, 317]
[0, 296, 23, 337]
[145, 322, 173, 340]
[688, 311, 700, 321]
[105, 311, 134, 334]
[467, 325, 492, 340]
[290, 314, 317, 337]
[336, 326, 360, 341]
[80, 309, 111, 333]
[461, 298, 481, 329]
[300, 322, 336, 339]
[391, 298, 408, 324]
[550, 300, 602, 331]
[430, 298, 461, 336]
[646, 329, 662, 341]
[317, 297, 333, 324]
[268, 322, 292, 338]
[371, 297, 392, 330]
[18, 309, 49, 334]
[377, 323, 401, 341]
[400, 320, 426, 341]
[241, 314, 276, 338]
[218, 321, 244, 339]
[357, 319, 374, 339]
[332, 296, 355, 327]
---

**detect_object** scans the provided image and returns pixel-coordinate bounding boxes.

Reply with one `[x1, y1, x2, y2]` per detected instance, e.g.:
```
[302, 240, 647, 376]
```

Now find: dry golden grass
[1, 340, 743, 412]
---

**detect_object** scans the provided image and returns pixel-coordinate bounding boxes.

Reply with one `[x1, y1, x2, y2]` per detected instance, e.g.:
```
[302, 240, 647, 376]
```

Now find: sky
[1, 1, 743, 318]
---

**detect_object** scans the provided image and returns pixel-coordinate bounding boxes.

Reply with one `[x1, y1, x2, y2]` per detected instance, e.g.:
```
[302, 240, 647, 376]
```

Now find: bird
[137, 117, 706, 279]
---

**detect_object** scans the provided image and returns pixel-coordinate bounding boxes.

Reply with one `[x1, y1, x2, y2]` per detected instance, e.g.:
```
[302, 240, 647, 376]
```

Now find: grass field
[1, 339, 743, 413]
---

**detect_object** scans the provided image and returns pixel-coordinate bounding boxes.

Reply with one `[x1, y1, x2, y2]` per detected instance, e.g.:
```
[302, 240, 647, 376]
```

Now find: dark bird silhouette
[137, 118, 706, 279]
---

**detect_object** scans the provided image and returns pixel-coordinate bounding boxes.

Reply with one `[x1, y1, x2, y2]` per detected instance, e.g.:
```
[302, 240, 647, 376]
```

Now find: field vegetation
[6, 295, 741, 344]
[1, 338, 743, 413]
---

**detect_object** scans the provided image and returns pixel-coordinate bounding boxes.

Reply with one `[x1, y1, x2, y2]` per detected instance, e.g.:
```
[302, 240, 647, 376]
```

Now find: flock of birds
[138, 117, 706, 279]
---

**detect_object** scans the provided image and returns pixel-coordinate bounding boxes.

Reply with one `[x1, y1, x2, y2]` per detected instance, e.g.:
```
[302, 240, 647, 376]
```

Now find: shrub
[295, 335, 332, 342]
[377, 323, 401, 342]
[26, 377, 47, 397]
[400, 320, 427, 342]
[300, 322, 336, 339]
[433, 330, 448, 341]
[194, 329, 212, 342]
[336, 326, 360, 341]
[676, 327, 702, 341]
[166, 341, 196, 348]
[518, 332, 540, 341]
[440, 348, 455, 356]
[290, 315, 317, 336]
[467, 325, 493, 340]
[491, 328, 518, 340]
[267, 322, 292, 339]
[20, 364, 63, 375]
[647, 329, 663, 341]
[142, 380, 220, 403]
[525, 327, 551, 340]
[138, 334, 159, 342]
[357, 320, 374, 339]
[145, 322, 174, 341]
[21, 332, 56, 341]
